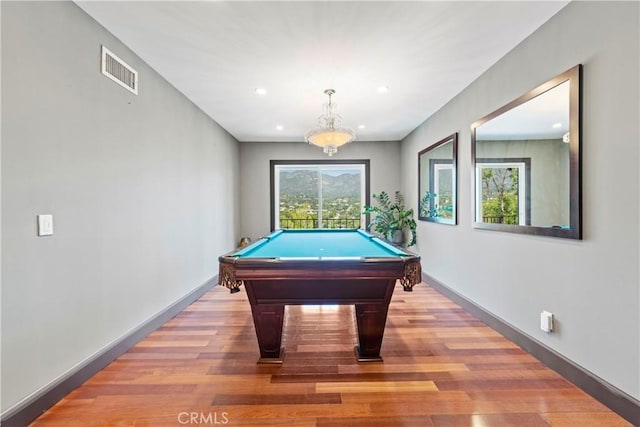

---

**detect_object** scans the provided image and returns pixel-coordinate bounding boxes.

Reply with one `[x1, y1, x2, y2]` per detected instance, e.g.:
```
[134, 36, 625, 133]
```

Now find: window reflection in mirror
[471, 65, 581, 239]
[476, 159, 531, 225]
[418, 133, 457, 225]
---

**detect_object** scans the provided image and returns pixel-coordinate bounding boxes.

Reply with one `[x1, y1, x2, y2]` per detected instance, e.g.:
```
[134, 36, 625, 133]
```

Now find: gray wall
[239, 141, 400, 240]
[1, 1, 239, 414]
[401, 1, 639, 399]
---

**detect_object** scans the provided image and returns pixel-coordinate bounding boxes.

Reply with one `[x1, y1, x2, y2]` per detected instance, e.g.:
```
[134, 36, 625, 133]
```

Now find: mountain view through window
[274, 164, 365, 229]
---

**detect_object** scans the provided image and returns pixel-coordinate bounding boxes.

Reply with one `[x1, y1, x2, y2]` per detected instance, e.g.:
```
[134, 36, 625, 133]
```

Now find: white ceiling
[76, 1, 569, 143]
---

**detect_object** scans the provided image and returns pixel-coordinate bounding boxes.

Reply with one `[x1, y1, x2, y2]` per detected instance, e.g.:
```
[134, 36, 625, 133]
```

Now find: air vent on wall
[101, 46, 138, 95]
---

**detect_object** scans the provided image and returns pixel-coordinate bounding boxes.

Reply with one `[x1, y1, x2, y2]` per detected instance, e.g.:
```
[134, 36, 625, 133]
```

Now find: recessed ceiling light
[275, 125, 284, 131]
[552, 122, 562, 128]
[255, 87, 267, 95]
[377, 86, 389, 94]
[358, 124, 366, 129]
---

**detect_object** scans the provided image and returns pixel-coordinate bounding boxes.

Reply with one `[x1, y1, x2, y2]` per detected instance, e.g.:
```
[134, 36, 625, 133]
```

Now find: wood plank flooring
[31, 283, 631, 426]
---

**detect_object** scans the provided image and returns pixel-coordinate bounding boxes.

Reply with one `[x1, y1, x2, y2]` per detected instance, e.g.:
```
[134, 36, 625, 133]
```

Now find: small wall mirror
[418, 133, 458, 225]
[471, 65, 582, 239]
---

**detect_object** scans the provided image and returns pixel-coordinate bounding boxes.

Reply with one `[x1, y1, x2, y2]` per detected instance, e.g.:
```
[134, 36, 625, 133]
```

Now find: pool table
[218, 229, 421, 363]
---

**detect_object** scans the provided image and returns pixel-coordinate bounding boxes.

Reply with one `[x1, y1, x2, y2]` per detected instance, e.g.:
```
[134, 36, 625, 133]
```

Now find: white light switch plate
[37, 214, 53, 236]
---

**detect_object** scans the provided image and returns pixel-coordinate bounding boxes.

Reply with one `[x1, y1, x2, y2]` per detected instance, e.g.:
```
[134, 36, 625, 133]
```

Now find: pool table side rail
[218, 254, 422, 293]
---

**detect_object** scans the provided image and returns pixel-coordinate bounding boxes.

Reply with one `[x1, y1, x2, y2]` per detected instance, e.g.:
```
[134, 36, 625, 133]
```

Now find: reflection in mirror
[472, 65, 581, 239]
[418, 133, 457, 225]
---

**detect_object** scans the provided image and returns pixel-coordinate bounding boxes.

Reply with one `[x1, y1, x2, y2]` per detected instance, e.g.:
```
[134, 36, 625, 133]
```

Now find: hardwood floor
[31, 283, 631, 426]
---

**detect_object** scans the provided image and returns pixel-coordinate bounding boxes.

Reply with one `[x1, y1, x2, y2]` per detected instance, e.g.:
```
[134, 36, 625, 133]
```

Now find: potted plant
[419, 191, 439, 219]
[363, 191, 417, 247]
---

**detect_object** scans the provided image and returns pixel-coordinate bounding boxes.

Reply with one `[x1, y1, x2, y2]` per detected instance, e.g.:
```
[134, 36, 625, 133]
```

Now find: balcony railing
[279, 218, 361, 229]
[482, 215, 518, 224]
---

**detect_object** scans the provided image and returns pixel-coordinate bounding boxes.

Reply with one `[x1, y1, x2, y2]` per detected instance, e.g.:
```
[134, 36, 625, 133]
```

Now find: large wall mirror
[471, 65, 582, 239]
[418, 133, 458, 225]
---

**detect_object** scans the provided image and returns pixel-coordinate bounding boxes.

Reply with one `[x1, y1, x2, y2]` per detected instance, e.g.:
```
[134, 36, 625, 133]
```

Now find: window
[475, 158, 531, 225]
[270, 160, 370, 230]
[431, 161, 454, 220]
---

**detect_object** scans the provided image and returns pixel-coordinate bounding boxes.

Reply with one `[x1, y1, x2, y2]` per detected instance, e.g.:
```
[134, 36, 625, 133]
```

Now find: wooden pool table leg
[250, 304, 285, 364]
[354, 303, 390, 362]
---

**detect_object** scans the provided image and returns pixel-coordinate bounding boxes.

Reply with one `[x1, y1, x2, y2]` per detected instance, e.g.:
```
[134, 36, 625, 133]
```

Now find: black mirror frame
[418, 133, 458, 225]
[471, 64, 582, 239]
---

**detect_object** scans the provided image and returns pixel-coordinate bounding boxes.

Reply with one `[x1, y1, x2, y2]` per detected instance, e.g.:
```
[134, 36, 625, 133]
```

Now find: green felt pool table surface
[232, 229, 407, 259]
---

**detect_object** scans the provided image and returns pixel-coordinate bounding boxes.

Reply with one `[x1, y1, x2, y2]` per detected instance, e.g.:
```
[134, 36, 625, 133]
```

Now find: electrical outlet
[540, 310, 554, 333]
